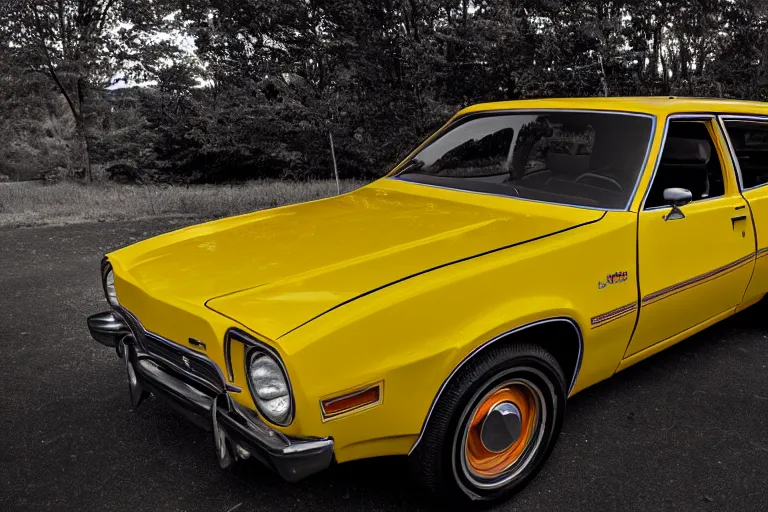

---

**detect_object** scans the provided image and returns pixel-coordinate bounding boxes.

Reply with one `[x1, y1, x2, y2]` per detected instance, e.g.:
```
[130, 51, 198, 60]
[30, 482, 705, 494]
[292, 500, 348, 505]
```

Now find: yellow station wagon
[88, 97, 768, 503]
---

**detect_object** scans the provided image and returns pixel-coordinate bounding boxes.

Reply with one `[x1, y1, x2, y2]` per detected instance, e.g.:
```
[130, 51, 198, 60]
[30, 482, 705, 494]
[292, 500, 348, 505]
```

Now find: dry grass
[0, 180, 365, 228]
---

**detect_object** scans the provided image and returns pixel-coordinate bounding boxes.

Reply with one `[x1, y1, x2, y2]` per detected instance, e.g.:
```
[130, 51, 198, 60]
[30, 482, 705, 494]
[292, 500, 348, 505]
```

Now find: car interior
[398, 113, 653, 210]
[644, 121, 725, 209]
[723, 120, 768, 189]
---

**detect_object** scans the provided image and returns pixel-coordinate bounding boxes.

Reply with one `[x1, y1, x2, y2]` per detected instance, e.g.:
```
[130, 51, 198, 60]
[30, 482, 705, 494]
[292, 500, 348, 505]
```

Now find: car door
[719, 116, 768, 309]
[625, 115, 756, 358]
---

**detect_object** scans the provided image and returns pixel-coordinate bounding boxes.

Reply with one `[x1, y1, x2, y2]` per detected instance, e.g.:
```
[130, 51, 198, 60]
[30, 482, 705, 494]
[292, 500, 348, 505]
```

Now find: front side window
[395, 111, 654, 209]
[723, 119, 768, 189]
[644, 120, 725, 209]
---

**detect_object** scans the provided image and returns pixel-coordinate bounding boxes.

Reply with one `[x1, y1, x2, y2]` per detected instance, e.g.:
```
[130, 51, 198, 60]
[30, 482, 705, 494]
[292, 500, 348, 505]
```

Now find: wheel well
[408, 317, 583, 455]
[496, 319, 582, 392]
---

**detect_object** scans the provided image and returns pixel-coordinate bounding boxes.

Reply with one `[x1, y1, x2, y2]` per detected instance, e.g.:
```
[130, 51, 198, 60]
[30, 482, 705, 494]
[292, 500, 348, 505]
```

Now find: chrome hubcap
[479, 401, 523, 453]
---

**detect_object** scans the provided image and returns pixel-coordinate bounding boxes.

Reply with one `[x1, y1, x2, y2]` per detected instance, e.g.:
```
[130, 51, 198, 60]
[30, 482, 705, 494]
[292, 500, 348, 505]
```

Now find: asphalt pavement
[2, 218, 768, 511]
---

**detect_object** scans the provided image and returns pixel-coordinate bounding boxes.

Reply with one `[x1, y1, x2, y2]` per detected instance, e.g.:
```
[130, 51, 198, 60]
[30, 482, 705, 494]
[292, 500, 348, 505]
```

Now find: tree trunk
[661, 51, 669, 95]
[761, 33, 768, 81]
[598, 53, 609, 97]
[75, 77, 92, 183]
[75, 115, 92, 183]
[651, 25, 661, 91]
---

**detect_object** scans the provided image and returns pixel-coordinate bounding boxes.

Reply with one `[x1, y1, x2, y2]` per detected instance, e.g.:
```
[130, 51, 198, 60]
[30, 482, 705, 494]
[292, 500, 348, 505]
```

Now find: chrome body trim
[100, 258, 118, 307]
[408, 317, 583, 455]
[641, 253, 755, 305]
[88, 309, 333, 482]
[388, 109, 657, 212]
[226, 328, 295, 427]
[114, 307, 241, 393]
[139, 357, 212, 410]
[121, 338, 333, 482]
[87, 311, 130, 347]
[590, 302, 638, 329]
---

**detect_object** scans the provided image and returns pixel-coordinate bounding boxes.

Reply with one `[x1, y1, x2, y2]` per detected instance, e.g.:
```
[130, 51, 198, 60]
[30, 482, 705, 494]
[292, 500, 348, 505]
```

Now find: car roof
[459, 97, 768, 117]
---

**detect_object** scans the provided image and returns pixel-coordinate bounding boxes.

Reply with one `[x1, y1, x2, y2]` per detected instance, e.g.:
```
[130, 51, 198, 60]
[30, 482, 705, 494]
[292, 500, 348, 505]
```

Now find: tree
[8, 0, 768, 185]
[1, 0, 185, 181]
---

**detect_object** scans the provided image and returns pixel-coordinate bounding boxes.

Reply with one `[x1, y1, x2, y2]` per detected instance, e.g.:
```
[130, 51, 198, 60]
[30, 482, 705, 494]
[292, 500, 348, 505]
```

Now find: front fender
[275, 211, 637, 463]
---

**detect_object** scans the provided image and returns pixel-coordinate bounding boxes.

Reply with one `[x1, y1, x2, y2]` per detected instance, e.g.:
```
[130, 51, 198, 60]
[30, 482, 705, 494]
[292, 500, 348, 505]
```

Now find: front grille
[116, 307, 225, 392]
[140, 331, 223, 392]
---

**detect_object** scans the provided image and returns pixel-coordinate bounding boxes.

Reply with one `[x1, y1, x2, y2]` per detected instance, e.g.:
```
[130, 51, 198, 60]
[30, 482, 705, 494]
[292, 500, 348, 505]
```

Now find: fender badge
[599, 271, 628, 289]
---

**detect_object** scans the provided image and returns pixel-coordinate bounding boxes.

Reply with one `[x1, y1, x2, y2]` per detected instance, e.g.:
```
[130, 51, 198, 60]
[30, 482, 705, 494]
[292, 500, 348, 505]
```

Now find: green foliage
[0, 65, 80, 181]
[0, 0, 193, 181]
[5, 0, 768, 183]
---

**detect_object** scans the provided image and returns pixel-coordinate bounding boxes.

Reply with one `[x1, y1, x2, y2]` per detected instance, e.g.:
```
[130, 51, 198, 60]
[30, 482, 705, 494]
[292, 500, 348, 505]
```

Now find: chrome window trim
[717, 115, 768, 192]
[639, 113, 724, 211]
[408, 317, 583, 455]
[388, 108, 657, 212]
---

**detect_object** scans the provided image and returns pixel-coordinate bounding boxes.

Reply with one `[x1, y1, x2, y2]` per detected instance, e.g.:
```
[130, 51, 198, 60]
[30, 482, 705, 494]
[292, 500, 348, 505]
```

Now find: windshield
[394, 111, 654, 209]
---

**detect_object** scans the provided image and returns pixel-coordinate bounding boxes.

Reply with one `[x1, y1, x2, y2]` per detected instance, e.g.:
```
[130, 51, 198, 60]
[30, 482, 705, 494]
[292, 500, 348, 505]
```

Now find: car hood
[109, 179, 603, 340]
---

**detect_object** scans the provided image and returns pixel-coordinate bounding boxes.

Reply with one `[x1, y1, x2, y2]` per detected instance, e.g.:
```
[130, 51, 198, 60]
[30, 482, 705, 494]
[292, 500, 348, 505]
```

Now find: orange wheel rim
[463, 383, 539, 478]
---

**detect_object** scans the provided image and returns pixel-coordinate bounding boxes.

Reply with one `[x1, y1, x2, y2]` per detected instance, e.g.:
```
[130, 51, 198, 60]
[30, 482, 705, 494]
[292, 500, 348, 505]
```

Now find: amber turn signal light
[320, 383, 382, 420]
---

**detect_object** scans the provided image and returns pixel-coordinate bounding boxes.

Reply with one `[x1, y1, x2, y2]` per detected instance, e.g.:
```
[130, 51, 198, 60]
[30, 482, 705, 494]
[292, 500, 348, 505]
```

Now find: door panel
[626, 117, 755, 357]
[626, 197, 755, 357]
[739, 187, 768, 307]
[719, 117, 768, 308]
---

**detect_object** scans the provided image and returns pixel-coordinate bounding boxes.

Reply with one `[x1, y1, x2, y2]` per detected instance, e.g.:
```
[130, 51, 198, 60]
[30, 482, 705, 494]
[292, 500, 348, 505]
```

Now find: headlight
[247, 351, 293, 426]
[102, 263, 119, 307]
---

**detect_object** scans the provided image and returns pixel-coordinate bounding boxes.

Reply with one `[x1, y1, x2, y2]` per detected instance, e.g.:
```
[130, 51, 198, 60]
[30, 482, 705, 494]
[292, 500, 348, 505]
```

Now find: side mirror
[663, 188, 692, 221]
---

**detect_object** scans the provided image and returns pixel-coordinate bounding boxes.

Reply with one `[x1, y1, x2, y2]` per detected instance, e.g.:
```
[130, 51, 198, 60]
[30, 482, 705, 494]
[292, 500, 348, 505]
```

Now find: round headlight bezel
[101, 260, 119, 307]
[245, 346, 294, 427]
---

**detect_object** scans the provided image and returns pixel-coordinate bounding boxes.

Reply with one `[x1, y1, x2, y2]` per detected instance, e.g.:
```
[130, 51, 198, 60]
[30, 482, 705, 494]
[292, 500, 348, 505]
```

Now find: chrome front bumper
[87, 311, 334, 482]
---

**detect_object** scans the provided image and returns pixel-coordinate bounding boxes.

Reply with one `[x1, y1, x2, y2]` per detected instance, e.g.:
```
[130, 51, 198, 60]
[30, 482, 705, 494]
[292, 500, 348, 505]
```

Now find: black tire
[409, 343, 567, 505]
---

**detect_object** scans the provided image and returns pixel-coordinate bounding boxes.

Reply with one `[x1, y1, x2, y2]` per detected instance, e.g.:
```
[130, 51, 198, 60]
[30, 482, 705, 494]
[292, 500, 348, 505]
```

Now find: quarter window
[722, 120, 768, 189]
[644, 120, 725, 209]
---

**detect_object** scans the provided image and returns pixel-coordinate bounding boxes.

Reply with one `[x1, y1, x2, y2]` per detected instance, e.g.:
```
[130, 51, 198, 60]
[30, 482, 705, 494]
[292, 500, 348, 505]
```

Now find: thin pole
[329, 131, 340, 195]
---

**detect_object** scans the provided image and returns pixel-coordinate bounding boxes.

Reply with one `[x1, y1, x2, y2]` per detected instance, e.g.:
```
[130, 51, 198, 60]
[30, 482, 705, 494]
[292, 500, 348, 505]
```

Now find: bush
[37, 166, 85, 183]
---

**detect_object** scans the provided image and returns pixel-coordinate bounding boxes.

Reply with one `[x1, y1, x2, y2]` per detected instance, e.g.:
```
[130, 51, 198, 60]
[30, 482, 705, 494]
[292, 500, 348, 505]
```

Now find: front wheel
[410, 343, 567, 504]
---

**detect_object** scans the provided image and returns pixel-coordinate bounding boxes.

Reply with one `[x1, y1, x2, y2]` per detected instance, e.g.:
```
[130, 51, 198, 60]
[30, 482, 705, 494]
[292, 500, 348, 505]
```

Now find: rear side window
[723, 120, 768, 189]
[395, 111, 654, 210]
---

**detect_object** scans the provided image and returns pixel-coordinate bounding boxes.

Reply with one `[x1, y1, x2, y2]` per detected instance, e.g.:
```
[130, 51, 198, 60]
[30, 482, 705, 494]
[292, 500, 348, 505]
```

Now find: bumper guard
[87, 311, 334, 482]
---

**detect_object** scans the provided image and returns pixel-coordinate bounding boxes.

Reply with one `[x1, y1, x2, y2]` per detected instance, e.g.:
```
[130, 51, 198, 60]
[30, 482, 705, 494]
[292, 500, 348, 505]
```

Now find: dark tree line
[3, 0, 768, 183]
